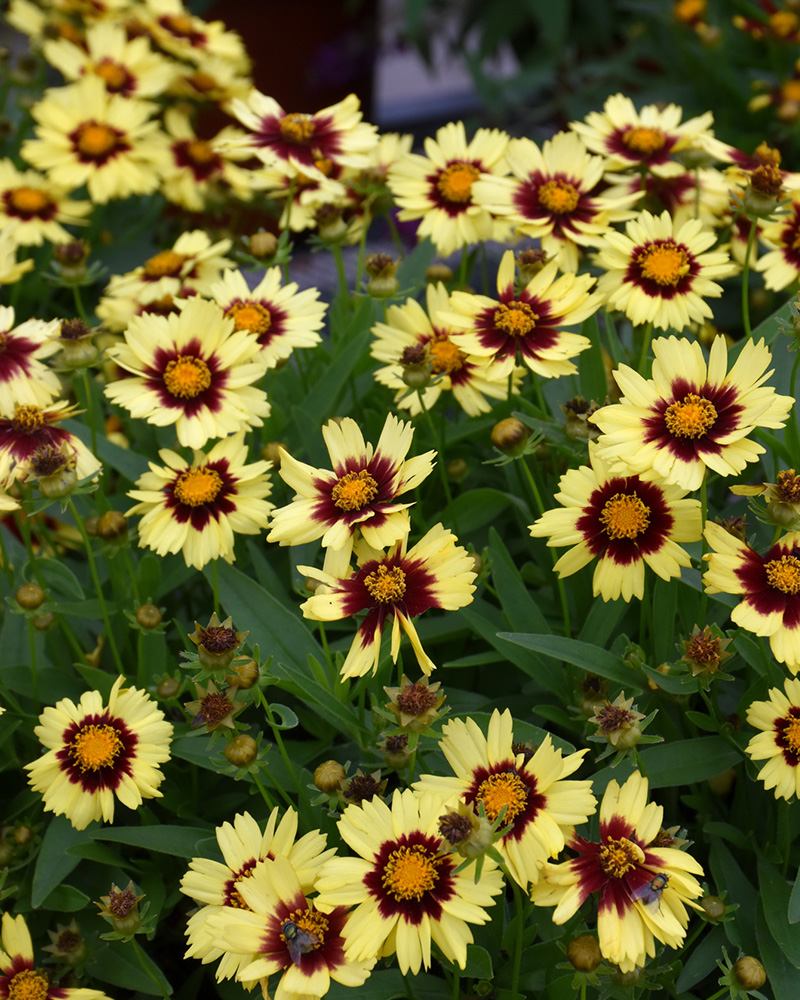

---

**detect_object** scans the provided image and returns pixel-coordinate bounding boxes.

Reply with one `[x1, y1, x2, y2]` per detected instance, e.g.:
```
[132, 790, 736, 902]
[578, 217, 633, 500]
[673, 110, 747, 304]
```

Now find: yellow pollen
[314, 157, 334, 176]
[7, 186, 52, 214]
[781, 717, 800, 756]
[164, 13, 197, 37]
[188, 71, 217, 93]
[364, 564, 406, 604]
[770, 10, 798, 36]
[494, 301, 538, 337]
[186, 139, 217, 165]
[144, 250, 187, 278]
[382, 844, 440, 901]
[11, 405, 45, 433]
[622, 126, 667, 155]
[664, 393, 717, 438]
[279, 113, 315, 145]
[284, 908, 328, 946]
[74, 121, 119, 158]
[599, 492, 651, 540]
[476, 771, 528, 823]
[436, 162, 480, 204]
[163, 355, 212, 399]
[765, 554, 800, 595]
[430, 337, 464, 374]
[93, 59, 128, 90]
[331, 469, 379, 511]
[174, 467, 223, 507]
[8, 969, 50, 1000]
[225, 301, 272, 336]
[70, 723, 123, 771]
[538, 178, 580, 214]
[636, 241, 691, 286]
[598, 836, 644, 878]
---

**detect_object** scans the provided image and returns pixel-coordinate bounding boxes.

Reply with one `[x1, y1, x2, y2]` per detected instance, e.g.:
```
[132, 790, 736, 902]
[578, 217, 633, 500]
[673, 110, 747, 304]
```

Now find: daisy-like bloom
[590, 335, 794, 491]
[0, 160, 90, 247]
[300, 524, 476, 678]
[531, 771, 704, 973]
[42, 19, 177, 98]
[413, 709, 596, 889]
[140, 0, 250, 71]
[168, 56, 252, 105]
[226, 90, 377, 181]
[25, 675, 173, 831]
[704, 522, 800, 673]
[256, 159, 349, 233]
[755, 192, 800, 291]
[602, 165, 731, 233]
[268, 414, 434, 576]
[208, 266, 326, 369]
[207, 856, 375, 998]
[594, 210, 736, 332]
[104, 297, 270, 450]
[126, 433, 273, 570]
[570, 93, 731, 177]
[745, 677, 800, 800]
[529, 442, 701, 602]
[0, 305, 61, 411]
[0, 401, 102, 486]
[387, 121, 510, 257]
[0, 224, 34, 285]
[443, 249, 599, 379]
[21, 76, 169, 204]
[0, 912, 109, 1000]
[371, 281, 520, 417]
[471, 131, 638, 272]
[181, 808, 333, 980]
[314, 789, 504, 975]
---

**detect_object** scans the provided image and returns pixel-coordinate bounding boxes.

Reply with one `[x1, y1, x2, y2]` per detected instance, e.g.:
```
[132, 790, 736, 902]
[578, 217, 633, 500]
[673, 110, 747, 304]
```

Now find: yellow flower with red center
[140, 0, 251, 71]
[745, 678, 800, 800]
[0, 304, 61, 412]
[0, 399, 101, 486]
[0, 159, 90, 246]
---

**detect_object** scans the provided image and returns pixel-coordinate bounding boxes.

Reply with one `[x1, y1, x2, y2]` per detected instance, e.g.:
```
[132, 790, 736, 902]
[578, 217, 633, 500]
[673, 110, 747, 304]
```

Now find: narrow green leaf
[638, 737, 741, 788]
[578, 595, 628, 647]
[90, 825, 212, 858]
[675, 924, 726, 992]
[27, 557, 84, 599]
[499, 632, 644, 691]
[756, 897, 799, 1000]
[789, 866, 800, 924]
[32, 817, 85, 907]
[462, 944, 493, 980]
[578, 313, 608, 402]
[652, 576, 678, 664]
[758, 860, 800, 967]
[40, 884, 90, 912]
[442, 489, 525, 535]
[270, 703, 299, 730]
[489, 528, 551, 635]
[709, 841, 757, 952]
[271, 656, 370, 743]
[88, 941, 172, 996]
[138, 554, 162, 603]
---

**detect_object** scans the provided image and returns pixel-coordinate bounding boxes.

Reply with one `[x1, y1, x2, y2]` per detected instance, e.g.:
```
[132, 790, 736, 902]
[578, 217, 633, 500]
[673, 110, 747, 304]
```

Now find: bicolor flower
[0, 159, 90, 246]
[755, 193, 800, 291]
[746, 678, 800, 800]
[0, 305, 61, 411]
[0, 400, 102, 486]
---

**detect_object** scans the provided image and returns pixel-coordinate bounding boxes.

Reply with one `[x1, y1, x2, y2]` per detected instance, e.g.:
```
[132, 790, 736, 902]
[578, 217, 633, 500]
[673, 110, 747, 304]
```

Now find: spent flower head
[680, 624, 732, 677]
[186, 613, 248, 674]
[96, 881, 151, 940]
[383, 674, 446, 732]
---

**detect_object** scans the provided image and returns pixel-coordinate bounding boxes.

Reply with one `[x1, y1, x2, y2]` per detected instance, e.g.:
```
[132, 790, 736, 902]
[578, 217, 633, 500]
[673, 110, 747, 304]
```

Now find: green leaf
[88, 941, 172, 996]
[756, 896, 800, 1000]
[709, 840, 757, 951]
[578, 594, 628, 647]
[90, 825, 212, 858]
[138, 554, 162, 603]
[271, 656, 370, 744]
[789, 866, 800, 924]
[462, 944, 493, 980]
[40, 884, 90, 912]
[443, 489, 528, 535]
[489, 528, 551, 635]
[638, 737, 741, 789]
[578, 313, 608, 402]
[758, 860, 800, 967]
[31, 816, 85, 907]
[675, 924, 726, 992]
[499, 633, 644, 691]
[269, 703, 299, 730]
[326, 969, 448, 1000]
[27, 557, 84, 599]
[652, 577, 678, 664]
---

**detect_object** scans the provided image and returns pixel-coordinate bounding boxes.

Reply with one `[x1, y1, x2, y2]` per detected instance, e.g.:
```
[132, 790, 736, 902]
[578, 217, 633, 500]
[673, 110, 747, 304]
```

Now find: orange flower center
[225, 301, 272, 336]
[783, 80, 800, 103]
[475, 771, 528, 823]
[164, 14, 198, 38]
[187, 71, 217, 93]
[430, 337, 464, 374]
[163, 355, 212, 398]
[538, 179, 580, 214]
[331, 469, 379, 511]
[7, 186, 52, 214]
[494, 301, 538, 337]
[599, 493, 651, 540]
[144, 250, 187, 278]
[364, 564, 406, 604]
[279, 113, 315, 145]
[622, 126, 666, 155]
[93, 58, 129, 91]
[11, 405, 45, 433]
[382, 844, 440, 901]
[770, 10, 798, 36]
[74, 121, 119, 158]
[781, 717, 800, 754]
[636, 241, 690, 286]
[8, 969, 50, 1000]
[185, 139, 217, 166]
[174, 467, 223, 506]
[765, 554, 800, 594]
[70, 723, 123, 771]
[598, 836, 644, 878]
[436, 162, 480, 204]
[664, 393, 717, 438]
[228, 864, 255, 909]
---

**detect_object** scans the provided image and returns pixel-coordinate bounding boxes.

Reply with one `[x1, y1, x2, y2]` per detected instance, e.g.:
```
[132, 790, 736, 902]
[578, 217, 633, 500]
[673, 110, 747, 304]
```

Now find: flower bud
[733, 956, 767, 990]
[58, 318, 98, 367]
[13, 825, 33, 845]
[96, 882, 144, 936]
[261, 442, 285, 469]
[189, 613, 248, 670]
[32, 612, 55, 631]
[490, 417, 528, 455]
[53, 240, 90, 281]
[43, 921, 86, 967]
[590, 693, 645, 748]
[700, 895, 726, 919]
[516, 247, 549, 284]
[446, 458, 468, 482]
[248, 230, 278, 258]
[378, 732, 411, 769]
[96, 510, 127, 542]
[425, 263, 453, 284]
[365, 253, 399, 298]
[16, 582, 45, 609]
[135, 604, 163, 629]
[314, 759, 346, 793]
[157, 676, 180, 699]
[567, 934, 602, 972]
[227, 658, 259, 689]
[225, 734, 258, 767]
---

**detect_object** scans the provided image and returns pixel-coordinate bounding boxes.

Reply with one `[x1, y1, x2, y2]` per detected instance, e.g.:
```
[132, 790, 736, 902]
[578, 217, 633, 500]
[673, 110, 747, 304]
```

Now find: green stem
[72, 283, 89, 324]
[27, 618, 39, 705]
[741, 221, 758, 339]
[510, 877, 525, 997]
[788, 351, 800, 462]
[457, 246, 469, 288]
[580, 980, 587, 1000]
[252, 772, 278, 811]
[705, 988, 729, 1000]
[418, 391, 453, 506]
[331, 243, 349, 304]
[0, 524, 14, 586]
[81, 368, 98, 459]
[317, 621, 334, 674]
[130, 938, 169, 1000]
[637, 321, 653, 376]
[211, 558, 220, 617]
[400, 970, 417, 1000]
[521, 459, 571, 636]
[255, 686, 298, 789]
[451, 967, 460, 1000]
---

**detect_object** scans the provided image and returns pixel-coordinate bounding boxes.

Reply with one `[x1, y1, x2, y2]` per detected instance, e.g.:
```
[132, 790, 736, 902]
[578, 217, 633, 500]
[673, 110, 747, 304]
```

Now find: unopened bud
[490, 417, 528, 455]
[425, 263, 453, 284]
[733, 956, 767, 990]
[32, 612, 55, 631]
[313, 759, 346, 793]
[135, 604, 162, 629]
[567, 934, 602, 972]
[365, 253, 399, 298]
[227, 658, 259, 689]
[248, 231, 278, 258]
[13, 825, 33, 845]
[225, 734, 258, 767]
[157, 677, 180, 699]
[446, 458, 468, 482]
[700, 895, 726, 919]
[261, 442, 284, 468]
[96, 510, 127, 541]
[16, 582, 45, 609]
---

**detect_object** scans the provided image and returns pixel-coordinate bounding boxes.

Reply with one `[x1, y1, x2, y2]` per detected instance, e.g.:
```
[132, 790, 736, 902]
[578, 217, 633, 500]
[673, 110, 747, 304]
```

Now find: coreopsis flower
[140, 0, 250, 71]
[590, 335, 794, 491]
[704, 522, 800, 673]
[0, 305, 61, 411]
[168, 56, 251, 104]
[104, 297, 270, 449]
[594, 210, 736, 331]
[371, 281, 518, 417]
[570, 93, 731, 177]
[755, 193, 800, 291]
[0, 401, 102, 486]
[531, 771, 704, 973]
[388, 121, 510, 257]
[42, 19, 177, 98]
[732, 469, 800, 527]
[268, 414, 434, 576]
[0, 160, 90, 246]
[126, 433, 273, 570]
[443, 249, 599, 379]
[299, 524, 476, 678]
[314, 789, 504, 975]
[25, 675, 173, 831]
[209, 266, 326, 369]
[745, 677, 800, 800]
[206, 856, 375, 997]
[0, 912, 108, 1000]
[733, 2, 800, 42]
[601, 165, 731, 232]
[471, 130, 638, 272]
[529, 442, 701, 602]
[413, 709, 596, 889]
[181, 808, 333, 980]
[227, 90, 377, 179]
[21, 76, 168, 204]
[0, 224, 35, 284]
[257, 160, 348, 233]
